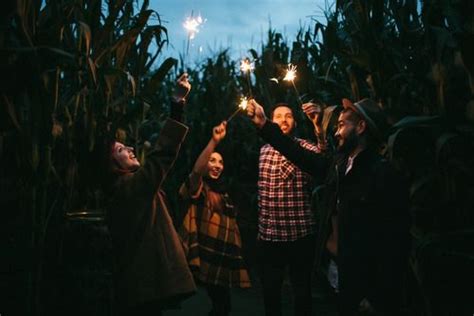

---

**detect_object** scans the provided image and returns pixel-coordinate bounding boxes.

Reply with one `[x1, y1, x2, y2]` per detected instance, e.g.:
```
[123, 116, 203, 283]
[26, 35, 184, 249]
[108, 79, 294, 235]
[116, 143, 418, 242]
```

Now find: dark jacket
[259, 121, 410, 314]
[107, 119, 196, 309]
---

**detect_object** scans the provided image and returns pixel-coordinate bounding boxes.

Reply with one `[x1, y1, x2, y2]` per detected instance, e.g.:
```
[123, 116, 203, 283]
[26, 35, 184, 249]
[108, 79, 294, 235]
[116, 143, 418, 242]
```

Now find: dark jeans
[257, 234, 316, 316]
[206, 284, 231, 316]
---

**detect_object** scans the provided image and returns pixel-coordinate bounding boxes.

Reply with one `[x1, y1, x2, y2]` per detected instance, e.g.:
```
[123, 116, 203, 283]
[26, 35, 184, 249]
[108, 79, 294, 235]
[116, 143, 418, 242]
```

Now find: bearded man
[247, 98, 410, 316]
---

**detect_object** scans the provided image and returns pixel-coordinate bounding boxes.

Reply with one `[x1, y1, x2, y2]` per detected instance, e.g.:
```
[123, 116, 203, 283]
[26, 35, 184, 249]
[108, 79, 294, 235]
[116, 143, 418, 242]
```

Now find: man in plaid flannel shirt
[255, 102, 325, 316]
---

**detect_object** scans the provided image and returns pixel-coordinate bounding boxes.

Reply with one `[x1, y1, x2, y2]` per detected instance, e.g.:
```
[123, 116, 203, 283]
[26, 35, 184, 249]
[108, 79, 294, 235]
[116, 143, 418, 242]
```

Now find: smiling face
[207, 152, 224, 179]
[111, 141, 140, 171]
[272, 105, 295, 135]
[335, 110, 364, 155]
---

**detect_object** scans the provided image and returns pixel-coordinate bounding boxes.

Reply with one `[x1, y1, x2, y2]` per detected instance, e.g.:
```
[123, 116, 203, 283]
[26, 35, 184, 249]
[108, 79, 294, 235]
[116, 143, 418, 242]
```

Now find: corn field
[1, 0, 473, 315]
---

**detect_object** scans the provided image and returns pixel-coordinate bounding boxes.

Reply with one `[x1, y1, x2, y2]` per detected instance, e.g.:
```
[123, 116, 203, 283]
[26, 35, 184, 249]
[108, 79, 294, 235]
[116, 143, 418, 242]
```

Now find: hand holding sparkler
[302, 102, 327, 149]
[212, 121, 227, 144]
[172, 73, 191, 103]
[227, 97, 249, 122]
[302, 102, 323, 133]
[246, 99, 267, 129]
[170, 73, 191, 121]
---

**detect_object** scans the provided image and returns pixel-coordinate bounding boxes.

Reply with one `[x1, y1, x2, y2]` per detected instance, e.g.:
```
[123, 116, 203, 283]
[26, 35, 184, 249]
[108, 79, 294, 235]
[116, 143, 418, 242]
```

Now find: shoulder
[260, 143, 275, 154]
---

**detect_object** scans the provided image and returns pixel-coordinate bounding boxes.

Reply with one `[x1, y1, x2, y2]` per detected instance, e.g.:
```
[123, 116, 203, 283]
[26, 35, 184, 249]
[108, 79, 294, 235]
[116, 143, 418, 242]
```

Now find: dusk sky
[149, 0, 329, 63]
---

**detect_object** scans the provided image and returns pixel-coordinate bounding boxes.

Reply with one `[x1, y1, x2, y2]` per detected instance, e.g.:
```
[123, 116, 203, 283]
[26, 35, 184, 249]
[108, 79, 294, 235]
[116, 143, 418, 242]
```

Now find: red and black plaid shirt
[257, 138, 321, 241]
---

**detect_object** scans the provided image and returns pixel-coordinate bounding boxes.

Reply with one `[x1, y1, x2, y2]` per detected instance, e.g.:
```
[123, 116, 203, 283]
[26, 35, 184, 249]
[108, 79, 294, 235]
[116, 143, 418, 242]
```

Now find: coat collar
[341, 148, 379, 177]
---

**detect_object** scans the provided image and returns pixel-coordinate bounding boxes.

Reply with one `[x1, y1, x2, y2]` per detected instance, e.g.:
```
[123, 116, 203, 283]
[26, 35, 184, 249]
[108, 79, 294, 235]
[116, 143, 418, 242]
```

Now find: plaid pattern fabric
[258, 138, 320, 241]
[179, 180, 251, 288]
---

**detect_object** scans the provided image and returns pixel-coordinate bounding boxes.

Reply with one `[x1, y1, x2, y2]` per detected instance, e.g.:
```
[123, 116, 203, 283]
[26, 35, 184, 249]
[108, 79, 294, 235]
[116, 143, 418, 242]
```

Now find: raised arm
[121, 73, 192, 196]
[169, 73, 191, 122]
[185, 121, 227, 196]
[302, 102, 327, 151]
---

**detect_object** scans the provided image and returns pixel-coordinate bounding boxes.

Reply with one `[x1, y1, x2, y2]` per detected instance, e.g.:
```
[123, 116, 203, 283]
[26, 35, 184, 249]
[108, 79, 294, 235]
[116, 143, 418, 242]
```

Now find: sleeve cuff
[170, 99, 185, 122]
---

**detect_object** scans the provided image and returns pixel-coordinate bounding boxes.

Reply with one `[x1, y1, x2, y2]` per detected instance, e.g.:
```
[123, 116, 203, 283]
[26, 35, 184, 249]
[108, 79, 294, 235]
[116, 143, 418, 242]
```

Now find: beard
[337, 129, 359, 155]
[279, 123, 291, 134]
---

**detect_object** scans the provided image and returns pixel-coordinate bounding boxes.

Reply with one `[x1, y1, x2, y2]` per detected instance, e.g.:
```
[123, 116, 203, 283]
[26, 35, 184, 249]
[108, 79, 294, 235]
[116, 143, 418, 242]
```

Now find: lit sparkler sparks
[240, 58, 255, 97]
[239, 97, 249, 110]
[240, 59, 255, 73]
[183, 15, 203, 40]
[183, 13, 204, 59]
[283, 63, 302, 106]
[227, 97, 248, 122]
[283, 63, 297, 82]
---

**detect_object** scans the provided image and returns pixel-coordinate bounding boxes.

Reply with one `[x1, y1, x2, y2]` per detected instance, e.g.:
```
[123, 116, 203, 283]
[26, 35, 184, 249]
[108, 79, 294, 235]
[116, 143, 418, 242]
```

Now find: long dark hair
[202, 151, 228, 213]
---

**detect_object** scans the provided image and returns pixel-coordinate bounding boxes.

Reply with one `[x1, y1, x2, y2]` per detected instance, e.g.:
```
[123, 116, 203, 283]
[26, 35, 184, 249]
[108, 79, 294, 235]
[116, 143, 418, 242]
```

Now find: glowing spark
[228, 97, 248, 122]
[240, 58, 254, 97]
[238, 97, 248, 110]
[240, 59, 255, 73]
[270, 78, 279, 83]
[183, 15, 203, 40]
[283, 63, 297, 82]
[283, 63, 303, 106]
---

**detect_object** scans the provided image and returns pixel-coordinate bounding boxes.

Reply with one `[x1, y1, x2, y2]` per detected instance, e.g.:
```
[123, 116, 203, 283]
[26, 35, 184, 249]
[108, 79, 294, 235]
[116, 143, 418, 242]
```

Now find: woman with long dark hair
[179, 121, 251, 316]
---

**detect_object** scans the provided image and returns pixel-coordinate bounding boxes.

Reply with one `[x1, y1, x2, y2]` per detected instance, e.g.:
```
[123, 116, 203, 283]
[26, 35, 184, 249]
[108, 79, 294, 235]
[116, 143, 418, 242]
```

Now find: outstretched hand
[212, 121, 227, 144]
[246, 99, 267, 129]
[302, 102, 323, 134]
[173, 73, 191, 102]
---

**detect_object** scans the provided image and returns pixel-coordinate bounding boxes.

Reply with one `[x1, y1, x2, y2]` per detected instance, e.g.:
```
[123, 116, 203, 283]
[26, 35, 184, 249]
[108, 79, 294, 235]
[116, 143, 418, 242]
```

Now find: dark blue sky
[150, 0, 328, 62]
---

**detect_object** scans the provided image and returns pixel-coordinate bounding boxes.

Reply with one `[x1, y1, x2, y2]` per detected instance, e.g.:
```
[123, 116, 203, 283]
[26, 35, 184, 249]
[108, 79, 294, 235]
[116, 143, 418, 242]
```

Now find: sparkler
[183, 12, 204, 57]
[227, 97, 249, 122]
[240, 58, 254, 98]
[283, 63, 303, 106]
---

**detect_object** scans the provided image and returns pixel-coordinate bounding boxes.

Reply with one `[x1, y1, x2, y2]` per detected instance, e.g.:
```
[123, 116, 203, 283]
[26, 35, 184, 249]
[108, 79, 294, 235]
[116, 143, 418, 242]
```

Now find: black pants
[338, 246, 409, 316]
[206, 284, 231, 316]
[257, 234, 316, 316]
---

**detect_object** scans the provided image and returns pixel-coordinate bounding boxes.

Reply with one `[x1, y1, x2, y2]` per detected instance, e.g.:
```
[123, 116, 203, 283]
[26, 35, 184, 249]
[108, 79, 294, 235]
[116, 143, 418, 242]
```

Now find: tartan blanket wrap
[179, 183, 251, 288]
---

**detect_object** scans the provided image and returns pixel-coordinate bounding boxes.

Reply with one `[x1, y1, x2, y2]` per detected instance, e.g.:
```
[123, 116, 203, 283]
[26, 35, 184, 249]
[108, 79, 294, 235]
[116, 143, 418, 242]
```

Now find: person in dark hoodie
[105, 73, 196, 316]
[246, 98, 410, 316]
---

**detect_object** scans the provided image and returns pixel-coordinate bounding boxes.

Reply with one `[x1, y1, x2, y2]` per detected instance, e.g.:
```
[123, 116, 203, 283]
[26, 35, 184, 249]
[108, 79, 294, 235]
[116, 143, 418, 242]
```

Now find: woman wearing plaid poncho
[179, 121, 251, 316]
